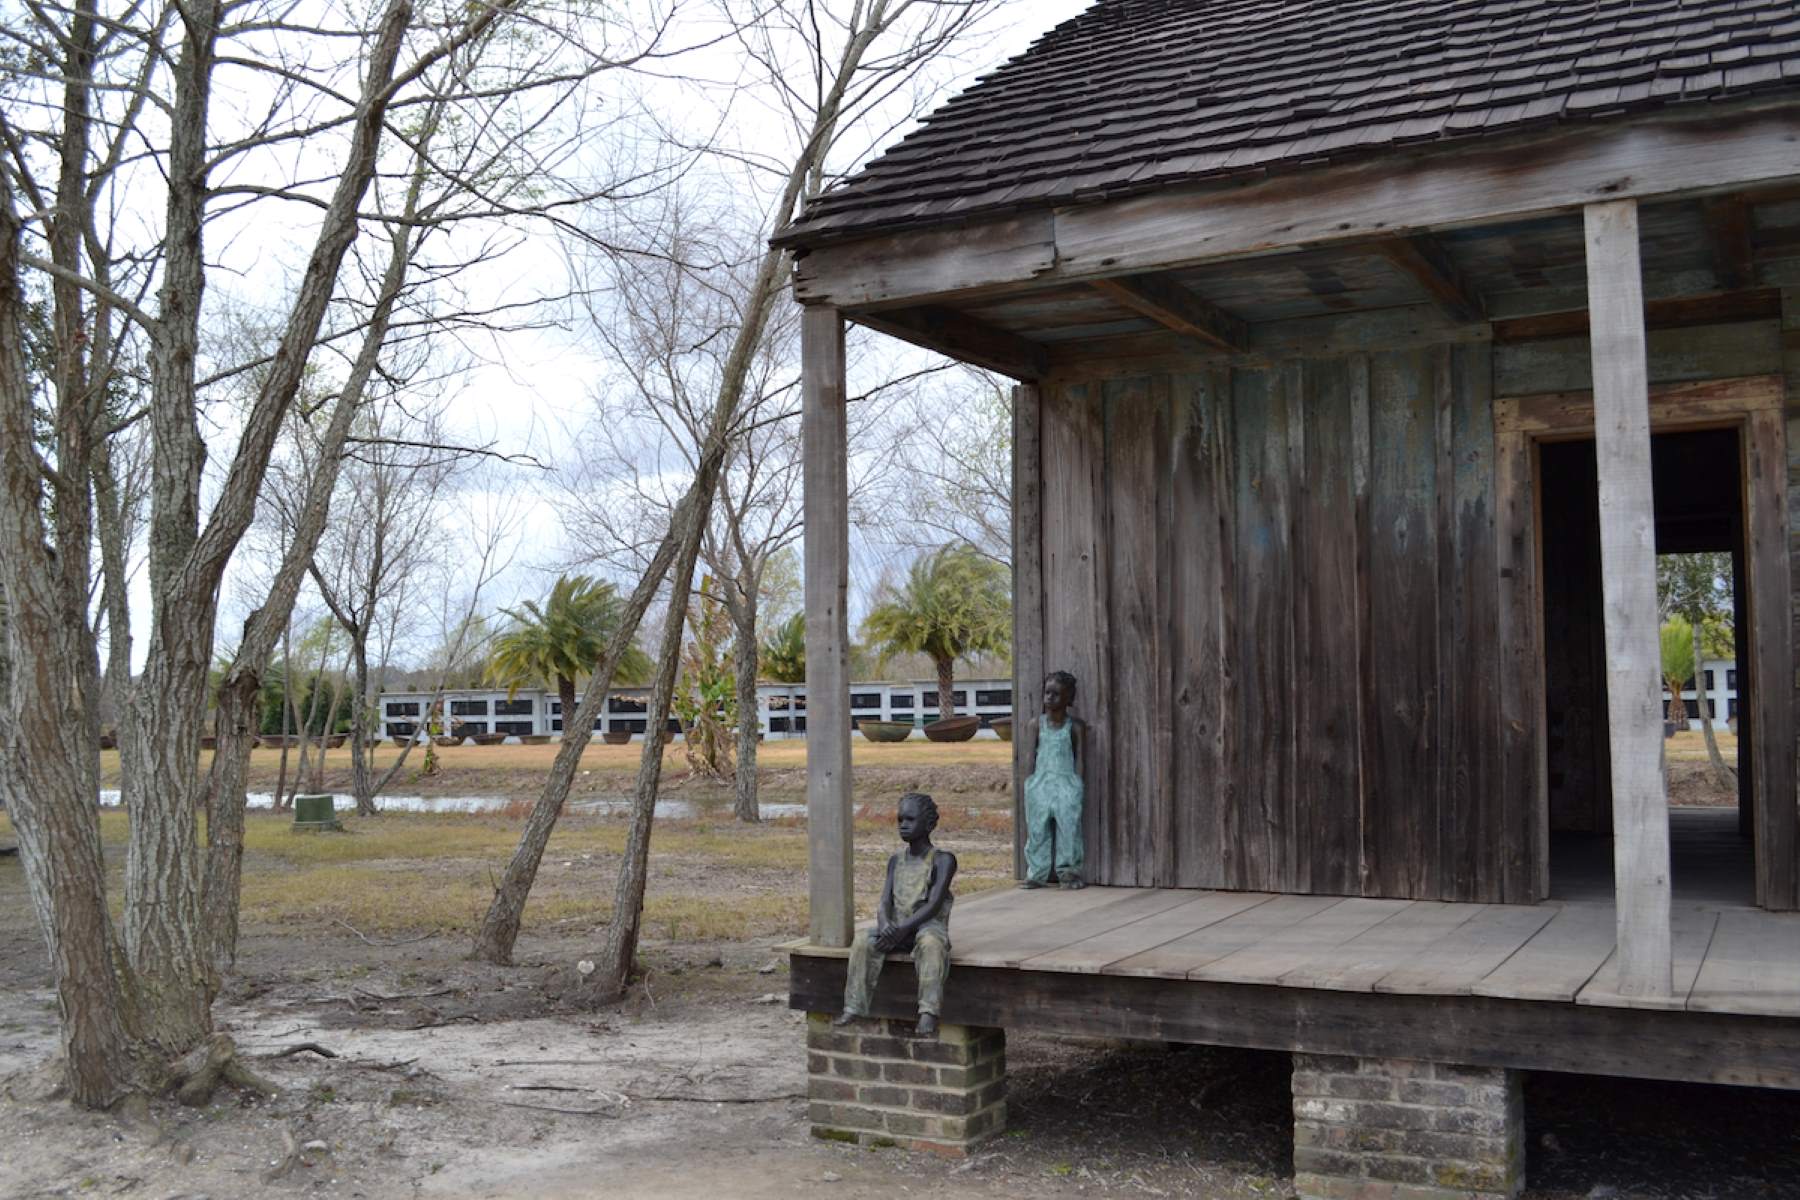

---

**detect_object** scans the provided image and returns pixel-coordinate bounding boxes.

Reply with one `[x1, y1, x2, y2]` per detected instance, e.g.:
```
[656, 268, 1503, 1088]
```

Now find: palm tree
[759, 612, 806, 683]
[862, 543, 1010, 719]
[488, 575, 652, 730]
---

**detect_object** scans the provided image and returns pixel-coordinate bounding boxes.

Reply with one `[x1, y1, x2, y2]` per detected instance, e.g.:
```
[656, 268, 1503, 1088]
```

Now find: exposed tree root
[167, 1033, 279, 1106]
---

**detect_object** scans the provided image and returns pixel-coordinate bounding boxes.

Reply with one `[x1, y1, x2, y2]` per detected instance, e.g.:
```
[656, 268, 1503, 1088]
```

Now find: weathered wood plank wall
[1035, 345, 1507, 900]
[1026, 321, 1786, 903]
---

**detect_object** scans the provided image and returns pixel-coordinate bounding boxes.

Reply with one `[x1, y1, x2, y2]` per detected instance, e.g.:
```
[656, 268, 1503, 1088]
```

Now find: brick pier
[805, 1015, 1006, 1155]
[1292, 1054, 1525, 1199]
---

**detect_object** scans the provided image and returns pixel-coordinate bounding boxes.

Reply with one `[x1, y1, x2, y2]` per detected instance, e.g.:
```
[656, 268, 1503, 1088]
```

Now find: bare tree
[474, 0, 1013, 979]
[561, 207, 806, 822]
[0, 0, 689, 1105]
[871, 366, 1013, 567]
[310, 402, 460, 814]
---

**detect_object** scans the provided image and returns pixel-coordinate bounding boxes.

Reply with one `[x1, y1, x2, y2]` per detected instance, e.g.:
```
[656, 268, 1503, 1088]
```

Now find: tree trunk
[202, 674, 261, 972]
[349, 632, 378, 816]
[732, 615, 760, 824]
[1692, 622, 1737, 792]
[591, 503, 712, 1002]
[936, 657, 957, 719]
[275, 661, 298, 811]
[473, 471, 728, 965]
[558, 675, 578, 737]
[119, 642, 218, 1057]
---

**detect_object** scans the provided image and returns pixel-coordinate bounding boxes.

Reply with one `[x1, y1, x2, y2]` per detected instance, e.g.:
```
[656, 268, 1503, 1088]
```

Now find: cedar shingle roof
[778, 0, 1800, 246]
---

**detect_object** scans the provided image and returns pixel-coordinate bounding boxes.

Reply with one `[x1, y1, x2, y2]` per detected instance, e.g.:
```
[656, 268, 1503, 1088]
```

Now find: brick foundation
[805, 1014, 1006, 1155]
[1292, 1054, 1524, 1200]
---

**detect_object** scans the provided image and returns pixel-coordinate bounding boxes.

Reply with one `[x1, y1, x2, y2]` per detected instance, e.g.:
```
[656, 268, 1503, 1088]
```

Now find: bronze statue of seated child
[834, 792, 957, 1037]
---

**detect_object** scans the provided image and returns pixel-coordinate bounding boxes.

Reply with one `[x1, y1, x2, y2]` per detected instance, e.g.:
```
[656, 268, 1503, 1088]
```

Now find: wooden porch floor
[885, 879, 1797, 1018]
[790, 808, 1800, 1088]
[799, 808, 1796, 1020]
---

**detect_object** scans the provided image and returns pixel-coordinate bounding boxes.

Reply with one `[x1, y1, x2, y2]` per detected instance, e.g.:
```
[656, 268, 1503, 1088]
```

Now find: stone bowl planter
[470, 732, 507, 746]
[602, 730, 632, 745]
[326, 734, 348, 749]
[99, 732, 117, 750]
[520, 734, 552, 745]
[258, 734, 297, 749]
[431, 735, 465, 748]
[858, 719, 914, 743]
[990, 718, 1014, 742]
[199, 735, 218, 751]
[923, 715, 982, 743]
[660, 728, 676, 745]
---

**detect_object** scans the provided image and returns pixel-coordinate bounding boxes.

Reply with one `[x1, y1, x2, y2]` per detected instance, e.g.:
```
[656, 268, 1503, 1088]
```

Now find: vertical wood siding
[1029, 338, 1785, 903]
[1033, 348, 1512, 901]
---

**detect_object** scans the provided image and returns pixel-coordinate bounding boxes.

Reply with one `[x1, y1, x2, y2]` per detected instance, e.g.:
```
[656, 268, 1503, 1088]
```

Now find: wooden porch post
[1584, 199, 1672, 997]
[1011, 383, 1044, 880]
[803, 305, 853, 947]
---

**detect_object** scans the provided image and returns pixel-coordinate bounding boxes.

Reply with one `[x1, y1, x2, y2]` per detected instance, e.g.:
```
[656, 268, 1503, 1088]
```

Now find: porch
[790, 827, 1800, 1093]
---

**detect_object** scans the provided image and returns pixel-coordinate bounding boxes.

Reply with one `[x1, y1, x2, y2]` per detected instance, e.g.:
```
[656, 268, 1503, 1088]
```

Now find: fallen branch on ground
[500, 1101, 619, 1117]
[629, 1092, 806, 1104]
[334, 918, 436, 947]
[351, 986, 456, 1002]
[262, 1043, 340, 1060]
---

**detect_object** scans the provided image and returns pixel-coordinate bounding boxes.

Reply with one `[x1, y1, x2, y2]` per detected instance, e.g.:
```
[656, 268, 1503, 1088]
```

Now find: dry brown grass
[1664, 729, 1740, 761]
[2, 803, 1013, 939]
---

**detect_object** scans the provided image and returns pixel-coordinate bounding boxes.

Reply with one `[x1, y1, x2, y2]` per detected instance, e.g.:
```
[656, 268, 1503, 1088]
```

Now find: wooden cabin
[783, 4, 1800, 1194]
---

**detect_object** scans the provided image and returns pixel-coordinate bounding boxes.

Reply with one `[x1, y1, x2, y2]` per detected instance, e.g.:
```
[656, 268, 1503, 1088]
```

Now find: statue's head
[897, 791, 939, 838]
[1043, 670, 1077, 709]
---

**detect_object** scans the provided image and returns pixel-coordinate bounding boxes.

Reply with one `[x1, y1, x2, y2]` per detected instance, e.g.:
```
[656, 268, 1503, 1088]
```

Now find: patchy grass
[6, 733, 1018, 952]
[5, 803, 1013, 941]
[1664, 728, 1740, 761]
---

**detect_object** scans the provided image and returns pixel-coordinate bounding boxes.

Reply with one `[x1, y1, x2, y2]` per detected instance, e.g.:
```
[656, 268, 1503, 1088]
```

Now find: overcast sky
[188, 0, 1102, 671]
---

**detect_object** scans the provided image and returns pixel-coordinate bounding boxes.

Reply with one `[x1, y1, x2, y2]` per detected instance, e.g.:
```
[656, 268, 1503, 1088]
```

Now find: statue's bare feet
[916, 1012, 938, 1037]
[1019, 878, 1045, 890]
[1061, 875, 1087, 890]
[832, 1011, 860, 1026]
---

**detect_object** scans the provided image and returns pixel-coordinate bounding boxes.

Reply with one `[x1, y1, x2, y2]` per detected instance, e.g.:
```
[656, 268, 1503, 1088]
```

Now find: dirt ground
[8, 926, 1800, 1200]
[6, 742, 1799, 1199]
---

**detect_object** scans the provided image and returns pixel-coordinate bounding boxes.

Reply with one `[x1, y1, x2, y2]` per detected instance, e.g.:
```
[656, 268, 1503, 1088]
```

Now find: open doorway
[1540, 428, 1755, 907]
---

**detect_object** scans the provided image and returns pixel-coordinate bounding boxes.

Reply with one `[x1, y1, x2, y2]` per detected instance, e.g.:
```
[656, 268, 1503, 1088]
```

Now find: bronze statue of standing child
[835, 792, 957, 1036]
[1022, 670, 1086, 889]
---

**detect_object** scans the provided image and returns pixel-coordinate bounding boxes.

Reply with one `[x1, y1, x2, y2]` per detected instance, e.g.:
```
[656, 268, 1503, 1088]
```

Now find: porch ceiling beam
[1702, 195, 1756, 291]
[854, 306, 1049, 381]
[1584, 198, 1673, 1000]
[793, 107, 1800, 311]
[1374, 236, 1485, 322]
[1490, 287, 1781, 343]
[1087, 273, 1248, 352]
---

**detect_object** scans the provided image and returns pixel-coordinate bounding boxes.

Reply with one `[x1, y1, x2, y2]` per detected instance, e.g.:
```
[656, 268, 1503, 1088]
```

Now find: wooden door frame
[1495, 374, 1795, 910]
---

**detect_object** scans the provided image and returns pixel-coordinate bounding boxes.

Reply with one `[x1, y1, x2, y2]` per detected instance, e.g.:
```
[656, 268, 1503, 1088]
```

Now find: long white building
[376, 678, 1018, 743]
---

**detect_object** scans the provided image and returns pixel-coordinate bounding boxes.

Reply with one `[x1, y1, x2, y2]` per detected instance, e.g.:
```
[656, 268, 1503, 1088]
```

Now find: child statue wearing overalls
[835, 792, 958, 1036]
[1022, 670, 1086, 889]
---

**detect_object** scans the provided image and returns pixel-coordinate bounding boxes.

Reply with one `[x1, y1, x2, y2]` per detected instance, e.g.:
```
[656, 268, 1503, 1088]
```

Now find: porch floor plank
[1470, 902, 1618, 1002]
[1373, 903, 1558, 995]
[1105, 893, 1343, 978]
[1192, 897, 1414, 984]
[1577, 905, 1720, 1011]
[1688, 909, 1800, 1017]
[953, 886, 1171, 966]
[1278, 901, 1484, 992]
[1021, 891, 1277, 974]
